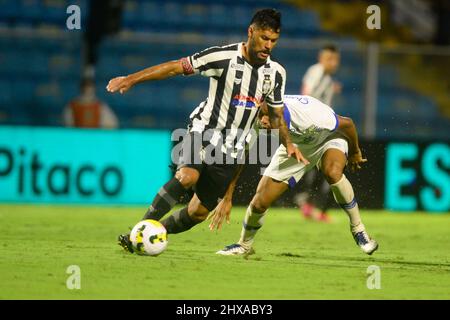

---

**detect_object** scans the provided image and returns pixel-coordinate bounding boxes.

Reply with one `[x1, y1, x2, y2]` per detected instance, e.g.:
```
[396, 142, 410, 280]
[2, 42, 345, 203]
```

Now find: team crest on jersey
[262, 75, 272, 95]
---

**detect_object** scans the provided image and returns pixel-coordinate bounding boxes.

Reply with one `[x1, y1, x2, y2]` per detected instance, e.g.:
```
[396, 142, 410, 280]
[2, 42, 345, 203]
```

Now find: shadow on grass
[277, 252, 450, 270]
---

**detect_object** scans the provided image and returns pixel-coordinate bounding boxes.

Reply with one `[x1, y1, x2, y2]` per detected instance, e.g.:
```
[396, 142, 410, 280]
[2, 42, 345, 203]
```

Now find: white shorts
[263, 134, 348, 188]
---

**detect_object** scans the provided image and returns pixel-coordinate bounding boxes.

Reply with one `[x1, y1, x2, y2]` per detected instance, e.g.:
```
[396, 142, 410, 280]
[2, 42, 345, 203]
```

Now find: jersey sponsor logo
[262, 68, 274, 75]
[299, 97, 309, 104]
[230, 62, 244, 71]
[231, 94, 262, 109]
[285, 95, 309, 104]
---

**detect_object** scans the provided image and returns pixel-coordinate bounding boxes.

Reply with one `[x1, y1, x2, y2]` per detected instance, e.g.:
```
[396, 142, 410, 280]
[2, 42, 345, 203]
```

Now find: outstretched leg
[240, 176, 289, 247]
[143, 131, 204, 221]
[160, 193, 209, 234]
[142, 166, 200, 221]
[321, 148, 364, 232]
[118, 167, 200, 253]
[216, 175, 288, 255]
[321, 148, 378, 255]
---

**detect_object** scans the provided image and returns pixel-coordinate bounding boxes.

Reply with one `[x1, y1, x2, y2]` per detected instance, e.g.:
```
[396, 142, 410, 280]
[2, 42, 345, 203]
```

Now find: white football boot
[353, 230, 379, 255]
[216, 243, 255, 256]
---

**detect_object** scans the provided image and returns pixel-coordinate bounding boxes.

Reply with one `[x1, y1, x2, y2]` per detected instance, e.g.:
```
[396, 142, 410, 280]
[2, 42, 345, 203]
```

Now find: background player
[106, 9, 308, 253]
[210, 95, 378, 256]
[298, 44, 342, 222]
[64, 77, 119, 129]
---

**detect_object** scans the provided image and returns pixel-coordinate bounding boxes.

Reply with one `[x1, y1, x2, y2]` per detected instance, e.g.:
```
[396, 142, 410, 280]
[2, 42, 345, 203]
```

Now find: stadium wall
[234, 140, 450, 213]
[0, 125, 448, 212]
[0, 126, 171, 205]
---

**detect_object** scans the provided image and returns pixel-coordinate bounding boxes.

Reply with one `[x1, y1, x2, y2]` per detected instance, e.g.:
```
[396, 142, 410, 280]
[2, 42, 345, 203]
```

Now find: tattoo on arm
[337, 116, 359, 154]
[268, 106, 292, 148]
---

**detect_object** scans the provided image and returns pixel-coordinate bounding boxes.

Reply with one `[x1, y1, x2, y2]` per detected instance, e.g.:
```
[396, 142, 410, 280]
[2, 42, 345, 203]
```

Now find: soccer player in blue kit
[211, 95, 379, 256]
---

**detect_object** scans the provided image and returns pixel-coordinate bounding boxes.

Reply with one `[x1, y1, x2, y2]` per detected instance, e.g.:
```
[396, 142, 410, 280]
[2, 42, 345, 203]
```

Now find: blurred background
[0, 0, 448, 212]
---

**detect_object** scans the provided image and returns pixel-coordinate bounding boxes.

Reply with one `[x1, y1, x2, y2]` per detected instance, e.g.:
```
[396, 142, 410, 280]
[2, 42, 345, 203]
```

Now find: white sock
[238, 205, 267, 249]
[330, 174, 365, 233]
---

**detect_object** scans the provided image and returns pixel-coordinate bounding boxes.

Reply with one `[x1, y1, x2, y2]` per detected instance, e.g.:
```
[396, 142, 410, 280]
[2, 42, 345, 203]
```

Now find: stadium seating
[0, 0, 324, 38]
[0, 0, 448, 139]
[0, 0, 87, 26]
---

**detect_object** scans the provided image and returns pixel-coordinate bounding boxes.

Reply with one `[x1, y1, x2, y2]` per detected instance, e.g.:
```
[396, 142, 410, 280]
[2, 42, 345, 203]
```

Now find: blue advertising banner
[0, 126, 171, 204]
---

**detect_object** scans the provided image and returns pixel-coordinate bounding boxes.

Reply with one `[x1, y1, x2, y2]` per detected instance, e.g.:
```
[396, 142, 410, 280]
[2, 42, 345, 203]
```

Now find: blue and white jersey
[282, 95, 339, 146]
[246, 95, 339, 149]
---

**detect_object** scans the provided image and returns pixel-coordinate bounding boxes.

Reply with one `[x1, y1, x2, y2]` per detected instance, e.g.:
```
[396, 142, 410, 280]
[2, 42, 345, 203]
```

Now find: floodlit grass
[0, 204, 449, 299]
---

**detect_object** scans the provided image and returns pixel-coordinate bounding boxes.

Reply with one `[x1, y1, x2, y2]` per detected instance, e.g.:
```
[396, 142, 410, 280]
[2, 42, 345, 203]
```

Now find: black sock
[143, 177, 187, 220]
[160, 207, 201, 234]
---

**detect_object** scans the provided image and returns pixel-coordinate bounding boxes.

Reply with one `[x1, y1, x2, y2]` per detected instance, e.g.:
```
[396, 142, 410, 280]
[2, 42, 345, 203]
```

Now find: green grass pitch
[0, 204, 449, 300]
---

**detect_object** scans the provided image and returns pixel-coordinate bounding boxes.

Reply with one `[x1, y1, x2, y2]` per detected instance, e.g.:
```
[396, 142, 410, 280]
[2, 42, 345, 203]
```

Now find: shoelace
[225, 244, 242, 250]
[354, 232, 369, 245]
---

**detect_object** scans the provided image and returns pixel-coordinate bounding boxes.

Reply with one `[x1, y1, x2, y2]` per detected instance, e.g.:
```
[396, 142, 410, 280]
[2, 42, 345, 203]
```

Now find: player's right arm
[336, 115, 367, 171]
[106, 60, 184, 94]
[106, 45, 231, 94]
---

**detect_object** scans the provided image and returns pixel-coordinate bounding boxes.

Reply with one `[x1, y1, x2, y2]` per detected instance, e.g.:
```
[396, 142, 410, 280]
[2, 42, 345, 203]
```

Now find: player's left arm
[208, 116, 265, 231]
[267, 106, 309, 165]
[336, 115, 367, 171]
[267, 69, 309, 165]
[207, 164, 245, 231]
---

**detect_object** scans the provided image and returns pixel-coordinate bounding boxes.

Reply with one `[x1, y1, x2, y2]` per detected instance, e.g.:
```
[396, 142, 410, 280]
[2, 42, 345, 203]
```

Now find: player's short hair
[321, 44, 339, 53]
[250, 8, 281, 32]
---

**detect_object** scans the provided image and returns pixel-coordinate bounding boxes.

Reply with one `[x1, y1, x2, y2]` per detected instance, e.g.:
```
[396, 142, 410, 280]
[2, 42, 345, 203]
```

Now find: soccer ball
[129, 219, 168, 256]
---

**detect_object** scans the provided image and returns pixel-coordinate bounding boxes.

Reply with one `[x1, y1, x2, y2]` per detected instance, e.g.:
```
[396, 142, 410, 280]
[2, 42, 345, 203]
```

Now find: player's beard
[248, 38, 269, 65]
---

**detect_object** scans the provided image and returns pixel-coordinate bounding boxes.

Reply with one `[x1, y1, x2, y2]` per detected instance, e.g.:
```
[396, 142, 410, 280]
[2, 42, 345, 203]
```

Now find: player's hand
[106, 76, 134, 94]
[287, 143, 310, 165]
[348, 148, 367, 172]
[207, 197, 232, 231]
[259, 115, 271, 129]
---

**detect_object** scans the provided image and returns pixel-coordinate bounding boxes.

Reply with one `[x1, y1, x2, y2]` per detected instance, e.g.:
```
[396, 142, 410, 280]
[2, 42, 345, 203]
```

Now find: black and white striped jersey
[302, 63, 334, 106]
[181, 42, 286, 156]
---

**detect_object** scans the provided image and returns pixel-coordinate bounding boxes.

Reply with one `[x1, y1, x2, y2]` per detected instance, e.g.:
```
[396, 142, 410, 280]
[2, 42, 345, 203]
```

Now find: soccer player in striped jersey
[301, 44, 341, 106]
[297, 44, 342, 222]
[212, 95, 378, 256]
[106, 9, 308, 253]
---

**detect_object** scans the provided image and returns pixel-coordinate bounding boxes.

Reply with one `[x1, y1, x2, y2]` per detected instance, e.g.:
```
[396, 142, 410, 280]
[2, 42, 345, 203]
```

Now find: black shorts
[177, 131, 239, 211]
